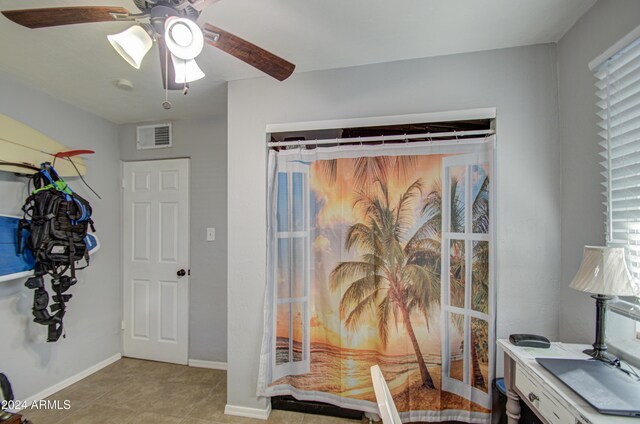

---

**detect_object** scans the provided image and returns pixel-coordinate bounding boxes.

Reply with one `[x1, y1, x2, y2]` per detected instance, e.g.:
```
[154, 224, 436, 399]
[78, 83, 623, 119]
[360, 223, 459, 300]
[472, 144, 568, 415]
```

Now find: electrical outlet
[207, 227, 215, 241]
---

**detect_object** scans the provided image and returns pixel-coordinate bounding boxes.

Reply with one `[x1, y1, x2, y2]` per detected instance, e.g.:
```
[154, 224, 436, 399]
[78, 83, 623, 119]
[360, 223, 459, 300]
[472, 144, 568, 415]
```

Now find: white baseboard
[224, 403, 271, 420]
[188, 359, 228, 370]
[18, 353, 122, 409]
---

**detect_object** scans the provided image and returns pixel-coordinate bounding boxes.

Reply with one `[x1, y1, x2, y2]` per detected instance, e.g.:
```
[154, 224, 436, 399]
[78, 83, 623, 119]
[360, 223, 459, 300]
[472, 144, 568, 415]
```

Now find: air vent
[136, 123, 172, 150]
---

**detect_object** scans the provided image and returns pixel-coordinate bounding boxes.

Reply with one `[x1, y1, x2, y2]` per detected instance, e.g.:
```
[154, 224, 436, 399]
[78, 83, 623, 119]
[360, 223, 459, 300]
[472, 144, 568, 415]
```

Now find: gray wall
[0, 73, 121, 399]
[119, 114, 228, 362]
[557, 0, 640, 343]
[227, 44, 561, 411]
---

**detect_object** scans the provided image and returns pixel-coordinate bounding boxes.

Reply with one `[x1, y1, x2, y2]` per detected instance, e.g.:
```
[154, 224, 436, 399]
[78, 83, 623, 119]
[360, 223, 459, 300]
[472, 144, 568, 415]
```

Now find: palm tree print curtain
[258, 139, 495, 423]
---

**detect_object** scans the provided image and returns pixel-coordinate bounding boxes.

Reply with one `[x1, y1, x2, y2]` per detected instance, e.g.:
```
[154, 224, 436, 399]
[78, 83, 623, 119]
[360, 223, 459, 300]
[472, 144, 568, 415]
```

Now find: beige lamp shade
[108, 25, 153, 69]
[569, 246, 639, 296]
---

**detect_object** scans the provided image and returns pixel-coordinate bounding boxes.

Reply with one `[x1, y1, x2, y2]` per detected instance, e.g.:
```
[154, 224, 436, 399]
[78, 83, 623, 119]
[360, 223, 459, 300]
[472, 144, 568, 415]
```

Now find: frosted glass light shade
[569, 246, 639, 296]
[108, 25, 153, 69]
[170, 54, 205, 83]
[164, 17, 204, 60]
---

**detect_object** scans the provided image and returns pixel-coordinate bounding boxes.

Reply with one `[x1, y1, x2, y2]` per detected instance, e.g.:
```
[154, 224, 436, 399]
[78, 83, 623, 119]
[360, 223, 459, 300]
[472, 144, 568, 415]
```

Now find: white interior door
[122, 158, 190, 364]
[440, 151, 494, 409]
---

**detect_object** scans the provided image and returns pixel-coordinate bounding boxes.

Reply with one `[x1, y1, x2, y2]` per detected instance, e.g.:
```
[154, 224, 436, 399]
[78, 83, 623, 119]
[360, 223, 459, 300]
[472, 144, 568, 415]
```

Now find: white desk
[498, 339, 637, 424]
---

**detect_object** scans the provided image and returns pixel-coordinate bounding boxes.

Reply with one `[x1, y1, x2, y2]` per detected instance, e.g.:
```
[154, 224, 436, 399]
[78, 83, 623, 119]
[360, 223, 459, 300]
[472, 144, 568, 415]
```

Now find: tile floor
[18, 358, 358, 424]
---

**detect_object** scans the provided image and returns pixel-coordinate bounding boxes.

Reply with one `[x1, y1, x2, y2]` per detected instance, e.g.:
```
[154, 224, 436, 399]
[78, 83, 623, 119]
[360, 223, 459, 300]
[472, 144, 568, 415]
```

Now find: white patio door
[440, 151, 494, 408]
[122, 159, 190, 364]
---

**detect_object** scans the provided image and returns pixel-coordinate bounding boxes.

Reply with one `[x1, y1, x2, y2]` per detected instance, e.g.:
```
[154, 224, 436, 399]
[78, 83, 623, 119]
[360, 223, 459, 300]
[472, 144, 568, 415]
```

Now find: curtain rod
[267, 129, 494, 148]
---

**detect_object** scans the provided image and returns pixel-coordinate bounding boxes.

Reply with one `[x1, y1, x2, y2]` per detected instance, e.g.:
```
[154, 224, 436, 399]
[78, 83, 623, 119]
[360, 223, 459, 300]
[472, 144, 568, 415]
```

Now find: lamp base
[584, 294, 620, 365]
[582, 347, 619, 365]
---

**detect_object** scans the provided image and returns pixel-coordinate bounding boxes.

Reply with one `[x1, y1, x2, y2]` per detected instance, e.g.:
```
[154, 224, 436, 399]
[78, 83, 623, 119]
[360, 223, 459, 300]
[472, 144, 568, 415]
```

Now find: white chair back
[370, 365, 402, 424]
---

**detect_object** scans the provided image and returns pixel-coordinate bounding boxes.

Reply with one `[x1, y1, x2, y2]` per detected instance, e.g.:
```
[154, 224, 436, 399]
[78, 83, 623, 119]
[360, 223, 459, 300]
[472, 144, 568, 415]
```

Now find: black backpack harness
[17, 163, 95, 342]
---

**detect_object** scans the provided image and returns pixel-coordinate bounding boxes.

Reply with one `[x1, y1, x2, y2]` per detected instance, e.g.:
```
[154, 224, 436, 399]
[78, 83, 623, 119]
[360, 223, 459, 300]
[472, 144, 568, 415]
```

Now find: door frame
[120, 157, 191, 363]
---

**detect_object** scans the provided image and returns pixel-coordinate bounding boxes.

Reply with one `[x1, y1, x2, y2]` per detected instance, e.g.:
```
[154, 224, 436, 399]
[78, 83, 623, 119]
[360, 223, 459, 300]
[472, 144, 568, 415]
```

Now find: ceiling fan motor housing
[137, 0, 200, 35]
[150, 5, 180, 34]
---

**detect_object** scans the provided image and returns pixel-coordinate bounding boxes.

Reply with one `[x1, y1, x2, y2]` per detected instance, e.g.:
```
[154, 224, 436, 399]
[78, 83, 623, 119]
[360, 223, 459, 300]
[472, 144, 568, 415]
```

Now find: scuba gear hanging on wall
[17, 162, 95, 342]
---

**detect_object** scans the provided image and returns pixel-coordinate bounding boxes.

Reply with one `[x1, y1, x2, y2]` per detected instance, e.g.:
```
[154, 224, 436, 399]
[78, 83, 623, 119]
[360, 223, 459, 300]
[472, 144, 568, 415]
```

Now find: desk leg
[504, 352, 521, 424]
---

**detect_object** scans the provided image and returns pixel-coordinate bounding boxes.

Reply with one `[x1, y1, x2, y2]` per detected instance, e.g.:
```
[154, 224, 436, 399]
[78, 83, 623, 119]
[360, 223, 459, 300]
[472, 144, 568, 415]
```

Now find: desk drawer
[516, 366, 543, 410]
[540, 391, 574, 424]
[516, 366, 575, 424]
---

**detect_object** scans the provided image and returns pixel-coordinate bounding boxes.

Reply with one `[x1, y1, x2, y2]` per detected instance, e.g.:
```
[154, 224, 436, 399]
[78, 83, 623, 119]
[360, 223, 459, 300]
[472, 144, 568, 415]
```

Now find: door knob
[177, 269, 186, 277]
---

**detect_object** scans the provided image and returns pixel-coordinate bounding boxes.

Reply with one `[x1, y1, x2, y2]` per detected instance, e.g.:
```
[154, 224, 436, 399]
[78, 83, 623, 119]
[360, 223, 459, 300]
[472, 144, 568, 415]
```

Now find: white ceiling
[0, 0, 596, 124]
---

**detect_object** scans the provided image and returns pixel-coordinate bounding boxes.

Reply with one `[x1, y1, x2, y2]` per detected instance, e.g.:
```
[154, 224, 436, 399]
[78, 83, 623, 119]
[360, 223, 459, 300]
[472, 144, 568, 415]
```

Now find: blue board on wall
[0, 214, 100, 283]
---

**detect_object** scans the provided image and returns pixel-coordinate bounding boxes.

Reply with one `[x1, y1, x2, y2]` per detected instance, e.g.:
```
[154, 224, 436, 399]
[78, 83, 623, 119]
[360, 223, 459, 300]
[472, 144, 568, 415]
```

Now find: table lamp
[569, 246, 639, 363]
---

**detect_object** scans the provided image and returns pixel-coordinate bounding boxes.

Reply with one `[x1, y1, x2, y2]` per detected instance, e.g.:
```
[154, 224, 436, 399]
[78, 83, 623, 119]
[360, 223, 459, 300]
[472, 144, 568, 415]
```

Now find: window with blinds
[594, 35, 640, 323]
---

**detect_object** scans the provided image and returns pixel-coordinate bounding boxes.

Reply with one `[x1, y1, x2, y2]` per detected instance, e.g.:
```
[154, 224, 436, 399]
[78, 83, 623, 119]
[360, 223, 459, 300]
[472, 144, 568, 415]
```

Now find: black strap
[25, 274, 74, 342]
[68, 238, 76, 280]
[17, 194, 35, 254]
[66, 200, 77, 280]
[48, 277, 66, 342]
[16, 220, 26, 254]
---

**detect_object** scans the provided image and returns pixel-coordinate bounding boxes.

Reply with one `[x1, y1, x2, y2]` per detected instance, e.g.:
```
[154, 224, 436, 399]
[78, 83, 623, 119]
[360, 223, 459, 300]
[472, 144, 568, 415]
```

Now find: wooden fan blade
[2, 6, 131, 29]
[157, 37, 184, 91]
[203, 23, 295, 81]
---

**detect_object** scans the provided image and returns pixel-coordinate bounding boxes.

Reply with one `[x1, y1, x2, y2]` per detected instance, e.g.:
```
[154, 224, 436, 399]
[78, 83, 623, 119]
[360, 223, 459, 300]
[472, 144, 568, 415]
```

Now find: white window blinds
[596, 38, 640, 276]
[595, 35, 640, 320]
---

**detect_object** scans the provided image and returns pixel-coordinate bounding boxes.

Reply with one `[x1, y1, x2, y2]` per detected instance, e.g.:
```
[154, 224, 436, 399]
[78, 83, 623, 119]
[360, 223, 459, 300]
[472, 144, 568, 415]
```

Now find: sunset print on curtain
[258, 139, 495, 423]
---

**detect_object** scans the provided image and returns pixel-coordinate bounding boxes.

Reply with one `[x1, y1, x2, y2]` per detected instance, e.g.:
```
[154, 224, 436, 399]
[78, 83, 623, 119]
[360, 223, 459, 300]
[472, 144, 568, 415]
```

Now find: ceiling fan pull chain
[183, 58, 189, 95]
[162, 42, 172, 110]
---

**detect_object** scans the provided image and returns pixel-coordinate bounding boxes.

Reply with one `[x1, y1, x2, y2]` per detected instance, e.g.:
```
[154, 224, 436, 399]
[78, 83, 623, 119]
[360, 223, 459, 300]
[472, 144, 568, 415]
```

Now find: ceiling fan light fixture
[171, 23, 193, 47]
[170, 54, 205, 83]
[108, 25, 153, 69]
[164, 17, 204, 60]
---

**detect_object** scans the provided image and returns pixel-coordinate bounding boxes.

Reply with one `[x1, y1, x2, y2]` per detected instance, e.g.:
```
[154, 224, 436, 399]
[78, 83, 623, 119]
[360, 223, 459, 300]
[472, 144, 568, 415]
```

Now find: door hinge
[121, 178, 126, 189]
[121, 320, 125, 331]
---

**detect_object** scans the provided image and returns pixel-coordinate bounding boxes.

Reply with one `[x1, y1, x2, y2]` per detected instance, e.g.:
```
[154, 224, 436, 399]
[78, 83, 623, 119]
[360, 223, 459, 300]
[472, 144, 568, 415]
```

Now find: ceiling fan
[1, 0, 295, 94]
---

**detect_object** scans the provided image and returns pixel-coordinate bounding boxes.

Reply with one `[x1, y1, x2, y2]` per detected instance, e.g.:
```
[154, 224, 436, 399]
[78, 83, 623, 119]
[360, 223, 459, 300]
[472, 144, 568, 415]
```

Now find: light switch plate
[207, 227, 215, 241]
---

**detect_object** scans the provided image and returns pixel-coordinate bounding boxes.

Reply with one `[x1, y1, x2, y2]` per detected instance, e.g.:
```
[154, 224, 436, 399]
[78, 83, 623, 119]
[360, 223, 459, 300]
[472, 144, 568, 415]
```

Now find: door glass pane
[277, 238, 290, 299]
[449, 312, 465, 382]
[292, 302, 304, 362]
[292, 172, 305, 232]
[450, 240, 465, 308]
[472, 241, 489, 314]
[292, 237, 306, 298]
[276, 304, 290, 365]
[277, 173, 289, 231]
[450, 166, 466, 233]
[472, 165, 489, 234]
[471, 318, 489, 393]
